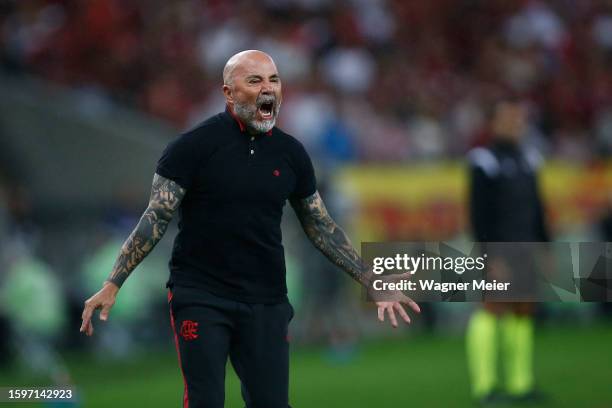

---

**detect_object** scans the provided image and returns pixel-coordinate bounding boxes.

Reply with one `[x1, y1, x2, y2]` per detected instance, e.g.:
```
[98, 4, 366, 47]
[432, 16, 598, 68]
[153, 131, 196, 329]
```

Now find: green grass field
[2, 324, 611, 407]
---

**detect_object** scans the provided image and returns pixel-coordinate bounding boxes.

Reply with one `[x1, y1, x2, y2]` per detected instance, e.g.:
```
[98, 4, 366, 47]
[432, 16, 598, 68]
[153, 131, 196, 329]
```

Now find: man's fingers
[81, 319, 88, 333]
[394, 303, 411, 324]
[80, 303, 94, 333]
[401, 298, 421, 314]
[81, 297, 103, 333]
[387, 306, 398, 328]
[79, 319, 89, 333]
[81, 302, 93, 321]
[81, 319, 94, 336]
[378, 306, 385, 322]
[100, 304, 112, 321]
[80, 285, 118, 335]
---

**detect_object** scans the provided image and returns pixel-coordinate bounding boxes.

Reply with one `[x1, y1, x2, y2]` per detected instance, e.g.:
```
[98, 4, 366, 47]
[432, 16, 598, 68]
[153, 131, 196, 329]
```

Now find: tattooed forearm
[106, 173, 186, 288]
[291, 191, 370, 286]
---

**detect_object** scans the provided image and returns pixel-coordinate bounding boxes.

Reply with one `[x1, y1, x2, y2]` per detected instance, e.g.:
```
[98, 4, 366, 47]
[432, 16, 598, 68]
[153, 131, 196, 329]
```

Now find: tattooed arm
[107, 173, 186, 287]
[80, 173, 185, 336]
[291, 191, 420, 327]
[290, 191, 369, 286]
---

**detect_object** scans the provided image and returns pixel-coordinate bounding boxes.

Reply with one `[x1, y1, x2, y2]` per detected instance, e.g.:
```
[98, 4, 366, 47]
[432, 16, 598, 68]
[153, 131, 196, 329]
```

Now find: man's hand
[80, 281, 119, 336]
[290, 192, 421, 327]
[368, 272, 421, 328]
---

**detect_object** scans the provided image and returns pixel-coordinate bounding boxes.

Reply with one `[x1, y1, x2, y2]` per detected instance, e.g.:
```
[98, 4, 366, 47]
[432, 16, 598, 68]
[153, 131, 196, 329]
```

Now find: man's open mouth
[258, 101, 274, 120]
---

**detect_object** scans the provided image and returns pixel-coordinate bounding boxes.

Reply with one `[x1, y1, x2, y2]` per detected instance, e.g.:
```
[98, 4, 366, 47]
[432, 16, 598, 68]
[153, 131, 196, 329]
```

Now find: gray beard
[233, 100, 279, 133]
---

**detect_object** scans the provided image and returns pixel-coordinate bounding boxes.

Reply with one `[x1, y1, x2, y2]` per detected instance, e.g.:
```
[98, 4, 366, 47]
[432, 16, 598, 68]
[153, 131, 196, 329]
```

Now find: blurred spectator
[596, 192, 612, 318]
[2, 0, 612, 162]
[0, 178, 69, 380]
[0, 236, 70, 384]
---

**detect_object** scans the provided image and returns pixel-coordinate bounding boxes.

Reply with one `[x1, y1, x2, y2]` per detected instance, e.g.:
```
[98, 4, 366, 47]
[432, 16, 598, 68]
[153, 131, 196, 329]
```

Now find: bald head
[223, 50, 277, 86]
[222, 50, 282, 133]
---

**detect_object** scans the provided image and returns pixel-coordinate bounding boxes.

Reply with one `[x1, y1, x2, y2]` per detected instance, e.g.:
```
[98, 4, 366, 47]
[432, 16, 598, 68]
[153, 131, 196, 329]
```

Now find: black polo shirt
[156, 107, 317, 303]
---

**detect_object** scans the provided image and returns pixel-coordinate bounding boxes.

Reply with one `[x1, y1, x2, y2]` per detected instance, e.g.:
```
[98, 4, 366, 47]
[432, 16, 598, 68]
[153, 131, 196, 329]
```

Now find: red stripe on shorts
[168, 290, 189, 408]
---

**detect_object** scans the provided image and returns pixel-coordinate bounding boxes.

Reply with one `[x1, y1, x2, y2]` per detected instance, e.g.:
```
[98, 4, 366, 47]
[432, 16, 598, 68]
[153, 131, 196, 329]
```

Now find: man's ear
[223, 84, 233, 104]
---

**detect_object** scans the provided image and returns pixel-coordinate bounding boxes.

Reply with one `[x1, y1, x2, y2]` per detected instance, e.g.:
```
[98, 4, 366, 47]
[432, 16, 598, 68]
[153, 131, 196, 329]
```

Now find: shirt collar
[225, 105, 273, 136]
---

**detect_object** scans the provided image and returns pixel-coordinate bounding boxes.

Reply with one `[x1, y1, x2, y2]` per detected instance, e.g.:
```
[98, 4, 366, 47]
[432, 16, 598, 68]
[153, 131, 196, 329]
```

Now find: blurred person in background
[2, 1, 611, 164]
[0, 183, 73, 393]
[466, 98, 550, 404]
[79, 50, 419, 408]
[0, 240, 71, 384]
[596, 192, 612, 318]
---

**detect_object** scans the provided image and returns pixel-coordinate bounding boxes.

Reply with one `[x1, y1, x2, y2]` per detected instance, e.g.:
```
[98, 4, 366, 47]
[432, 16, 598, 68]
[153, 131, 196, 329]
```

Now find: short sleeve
[156, 133, 199, 190]
[291, 143, 317, 199]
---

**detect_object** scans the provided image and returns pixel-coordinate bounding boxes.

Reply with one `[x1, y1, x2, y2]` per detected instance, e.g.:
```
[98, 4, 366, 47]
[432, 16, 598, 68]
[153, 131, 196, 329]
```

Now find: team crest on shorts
[180, 320, 199, 341]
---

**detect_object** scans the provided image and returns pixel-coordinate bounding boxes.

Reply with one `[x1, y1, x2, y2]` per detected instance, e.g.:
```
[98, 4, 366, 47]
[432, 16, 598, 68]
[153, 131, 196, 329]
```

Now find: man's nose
[260, 82, 274, 94]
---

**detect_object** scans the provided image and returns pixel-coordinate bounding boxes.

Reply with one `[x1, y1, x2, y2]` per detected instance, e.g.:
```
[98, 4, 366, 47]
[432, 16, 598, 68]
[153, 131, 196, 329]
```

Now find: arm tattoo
[106, 173, 186, 288]
[291, 191, 370, 286]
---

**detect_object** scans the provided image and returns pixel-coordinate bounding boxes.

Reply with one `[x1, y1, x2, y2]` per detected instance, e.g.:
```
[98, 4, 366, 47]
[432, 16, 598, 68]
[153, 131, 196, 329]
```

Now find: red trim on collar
[226, 104, 273, 136]
[226, 105, 246, 132]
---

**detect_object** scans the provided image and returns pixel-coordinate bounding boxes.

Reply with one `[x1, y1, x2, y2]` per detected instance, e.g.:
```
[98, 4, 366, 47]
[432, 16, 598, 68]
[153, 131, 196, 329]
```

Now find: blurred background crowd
[0, 1, 611, 406]
[3, 0, 612, 161]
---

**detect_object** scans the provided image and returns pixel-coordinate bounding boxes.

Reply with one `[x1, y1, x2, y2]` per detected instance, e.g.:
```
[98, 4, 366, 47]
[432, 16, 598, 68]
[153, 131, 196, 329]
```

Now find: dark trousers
[168, 285, 293, 408]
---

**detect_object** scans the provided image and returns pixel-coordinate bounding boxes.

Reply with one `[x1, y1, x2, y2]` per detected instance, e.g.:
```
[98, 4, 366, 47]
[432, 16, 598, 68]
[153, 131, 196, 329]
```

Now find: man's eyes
[247, 78, 280, 84]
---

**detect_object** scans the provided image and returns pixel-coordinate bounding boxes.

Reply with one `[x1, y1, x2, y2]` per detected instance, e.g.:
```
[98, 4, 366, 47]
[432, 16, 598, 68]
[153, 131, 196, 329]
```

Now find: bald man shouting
[80, 50, 419, 408]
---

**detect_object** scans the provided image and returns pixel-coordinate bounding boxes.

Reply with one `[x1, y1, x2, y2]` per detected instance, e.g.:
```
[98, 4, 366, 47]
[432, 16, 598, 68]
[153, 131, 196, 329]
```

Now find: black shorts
[168, 285, 294, 408]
